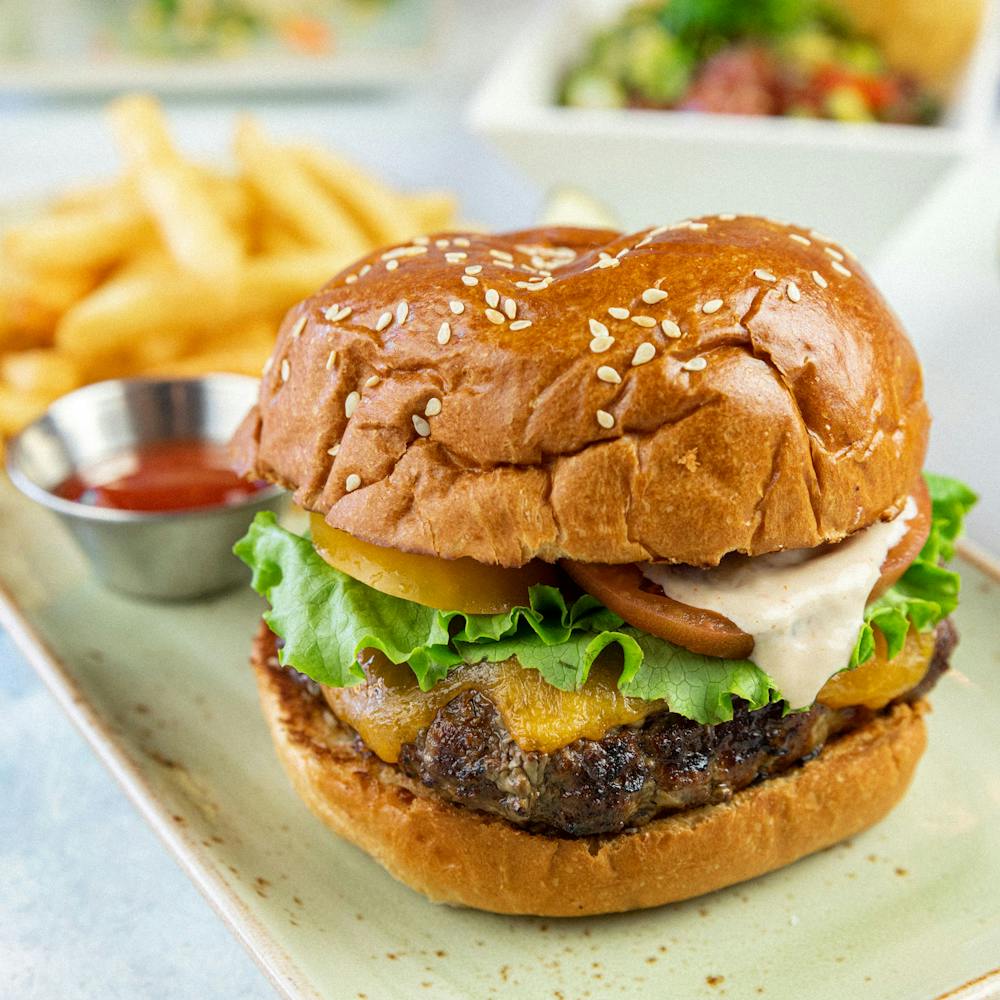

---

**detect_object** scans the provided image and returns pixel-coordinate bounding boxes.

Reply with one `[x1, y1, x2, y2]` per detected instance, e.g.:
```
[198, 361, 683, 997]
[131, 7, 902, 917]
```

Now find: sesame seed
[589, 318, 610, 338]
[262, 356, 273, 375]
[449, 300, 465, 315]
[632, 342, 656, 366]
[661, 319, 681, 338]
[412, 414, 431, 437]
[597, 365, 621, 384]
[382, 245, 427, 260]
[375, 311, 392, 332]
[718, 213, 736, 221]
[435, 239, 450, 249]
[485, 288, 500, 308]
[702, 299, 723, 314]
[490, 249, 514, 262]
[494, 260, 515, 269]
[461, 275, 479, 287]
[754, 269, 777, 283]
[327, 443, 340, 457]
[682, 356, 707, 372]
[787, 282, 801, 303]
[364, 375, 380, 388]
[616, 247, 629, 259]
[425, 397, 442, 417]
[344, 391, 360, 418]
[325, 350, 336, 370]
[809, 230, 835, 243]
[596, 409, 615, 429]
[631, 315, 656, 328]
[465, 264, 483, 275]
[641, 288, 668, 304]
[359, 264, 372, 276]
[811, 270, 828, 288]
[831, 261, 852, 278]
[345, 473, 361, 492]
[824, 246, 845, 261]
[325, 306, 351, 323]
[437, 322, 451, 344]
[453, 237, 471, 248]
[504, 298, 517, 320]
[413, 236, 430, 246]
[485, 308, 505, 325]
[280, 358, 290, 382]
[608, 307, 630, 320]
[789, 234, 811, 246]
[290, 314, 307, 338]
[589, 336, 615, 353]
[345, 274, 358, 284]
[386, 260, 399, 271]
[689, 222, 708, 231]
[445, 252, 467, 263]
[396, 301, 409, 324]
[509, 320, 532, 331]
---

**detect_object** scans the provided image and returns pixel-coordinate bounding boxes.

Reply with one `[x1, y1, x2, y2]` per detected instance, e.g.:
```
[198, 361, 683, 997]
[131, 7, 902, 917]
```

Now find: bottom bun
[251, 623, 928, 917]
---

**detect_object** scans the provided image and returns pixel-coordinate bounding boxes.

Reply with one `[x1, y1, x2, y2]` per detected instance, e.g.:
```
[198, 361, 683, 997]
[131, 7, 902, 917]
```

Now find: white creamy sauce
[641, 498, 917, 708]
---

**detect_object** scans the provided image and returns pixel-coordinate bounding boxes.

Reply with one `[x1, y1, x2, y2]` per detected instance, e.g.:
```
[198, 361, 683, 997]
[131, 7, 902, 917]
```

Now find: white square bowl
[468, 0, 1000, 255]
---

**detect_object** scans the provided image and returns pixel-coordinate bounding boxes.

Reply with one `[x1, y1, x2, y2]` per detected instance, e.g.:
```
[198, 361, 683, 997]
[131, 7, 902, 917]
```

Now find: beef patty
[287, 619, 956, 837]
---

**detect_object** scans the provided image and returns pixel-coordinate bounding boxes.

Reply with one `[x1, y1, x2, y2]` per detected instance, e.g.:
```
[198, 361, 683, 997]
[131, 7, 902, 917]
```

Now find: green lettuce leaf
[234, 472, 975, 725]
[235, 511, 775, 725]
[850, 472, 977, 666]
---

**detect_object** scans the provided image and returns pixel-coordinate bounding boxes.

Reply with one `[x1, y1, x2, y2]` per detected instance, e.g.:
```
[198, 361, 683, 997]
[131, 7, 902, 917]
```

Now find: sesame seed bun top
[233, 216, 929, 568]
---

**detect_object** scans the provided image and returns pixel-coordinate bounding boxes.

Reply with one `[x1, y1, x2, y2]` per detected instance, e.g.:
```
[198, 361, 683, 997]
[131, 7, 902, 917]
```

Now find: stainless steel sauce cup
[6, 375, 285, 600]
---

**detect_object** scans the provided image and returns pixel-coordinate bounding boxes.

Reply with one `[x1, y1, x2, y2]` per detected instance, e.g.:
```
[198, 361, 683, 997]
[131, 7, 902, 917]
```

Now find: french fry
[291, 144, 420, 245]
[142, 318, 276, 378]
[0, 348, 81, 398]
[0, 265, 97, 349]
[0, 386, 51, 437]
[105, 94, 175, 166]
[141, 343, 271, 379]
[256, 213, 305, 255]
[4, 198, 150, 273]
[405, 190, 462, 235]
[234, 117, 370, 256]
[55, 267, 228, 361]
[107, 95, 244, 283]
[237, 248, 357, 318]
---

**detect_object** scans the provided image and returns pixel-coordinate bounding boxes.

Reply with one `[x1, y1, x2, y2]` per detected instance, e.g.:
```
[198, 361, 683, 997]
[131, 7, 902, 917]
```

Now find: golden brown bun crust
[235, 217, 929, 567]
[252, 624, 928, 917]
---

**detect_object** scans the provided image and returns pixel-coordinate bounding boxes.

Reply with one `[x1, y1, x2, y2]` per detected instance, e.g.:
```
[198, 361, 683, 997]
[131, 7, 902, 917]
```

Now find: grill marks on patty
[291, 619, 956, 837]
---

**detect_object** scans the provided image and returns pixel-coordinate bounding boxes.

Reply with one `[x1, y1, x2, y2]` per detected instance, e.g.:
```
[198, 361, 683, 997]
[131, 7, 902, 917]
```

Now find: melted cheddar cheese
[323, 653, 662, 762]
[323, 633, 936, 764]
[817, 626, 935, 710]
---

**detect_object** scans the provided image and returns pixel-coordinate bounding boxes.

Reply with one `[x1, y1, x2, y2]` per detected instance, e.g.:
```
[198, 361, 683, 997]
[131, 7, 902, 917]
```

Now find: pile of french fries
[0, 94, 458, 437]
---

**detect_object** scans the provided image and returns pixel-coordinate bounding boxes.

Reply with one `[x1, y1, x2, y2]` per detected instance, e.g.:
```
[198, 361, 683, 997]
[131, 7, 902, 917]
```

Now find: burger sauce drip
[641, 497, 918, 709]
[56, 440, 264, 512]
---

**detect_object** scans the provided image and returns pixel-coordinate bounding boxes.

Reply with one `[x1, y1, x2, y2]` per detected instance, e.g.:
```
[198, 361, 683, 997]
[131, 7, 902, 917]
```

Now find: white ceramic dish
[2, 467, 999, 1000]
[468, 0, 1000, 257]
[0, 0, 445, 95]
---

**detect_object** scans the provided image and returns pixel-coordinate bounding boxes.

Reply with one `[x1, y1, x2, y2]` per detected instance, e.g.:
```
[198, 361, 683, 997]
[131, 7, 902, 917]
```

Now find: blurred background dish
[469, 0, 999, 256]
[0, 0, 445, 93]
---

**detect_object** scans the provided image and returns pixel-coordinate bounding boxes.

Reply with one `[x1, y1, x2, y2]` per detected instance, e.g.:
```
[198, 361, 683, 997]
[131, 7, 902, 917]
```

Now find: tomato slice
[310, 514, 558, 615]
[562, 480, 932, 659]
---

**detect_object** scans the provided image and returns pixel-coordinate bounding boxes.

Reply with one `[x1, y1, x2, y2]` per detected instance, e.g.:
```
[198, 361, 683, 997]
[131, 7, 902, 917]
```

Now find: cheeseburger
[233, 217, 975, 916]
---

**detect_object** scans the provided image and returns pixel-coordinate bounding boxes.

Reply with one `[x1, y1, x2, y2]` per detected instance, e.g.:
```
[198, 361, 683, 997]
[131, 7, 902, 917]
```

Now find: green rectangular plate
[2, 474, 998, 1000]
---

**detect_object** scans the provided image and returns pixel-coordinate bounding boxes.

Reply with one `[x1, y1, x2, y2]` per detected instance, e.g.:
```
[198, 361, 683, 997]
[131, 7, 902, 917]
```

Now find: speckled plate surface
[2, 472, 998, 1000]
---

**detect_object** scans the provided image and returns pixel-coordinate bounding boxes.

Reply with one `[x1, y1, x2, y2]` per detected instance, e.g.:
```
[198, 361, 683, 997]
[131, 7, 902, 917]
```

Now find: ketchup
[56, 439, 265, 513]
